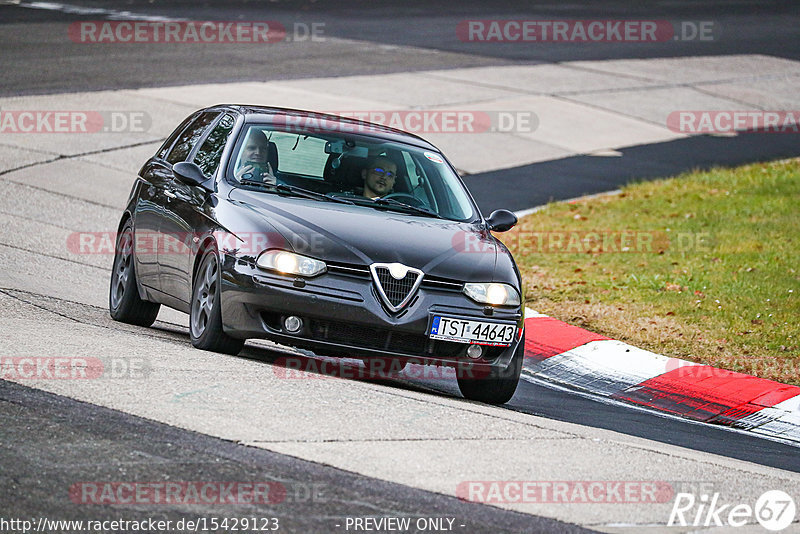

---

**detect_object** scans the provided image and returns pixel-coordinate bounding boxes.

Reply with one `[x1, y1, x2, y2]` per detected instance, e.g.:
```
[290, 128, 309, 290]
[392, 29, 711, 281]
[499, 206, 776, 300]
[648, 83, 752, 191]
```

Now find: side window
[166, 112, 219, 165]
[194, 114, 236, 177]
[157, 113, 197, 160]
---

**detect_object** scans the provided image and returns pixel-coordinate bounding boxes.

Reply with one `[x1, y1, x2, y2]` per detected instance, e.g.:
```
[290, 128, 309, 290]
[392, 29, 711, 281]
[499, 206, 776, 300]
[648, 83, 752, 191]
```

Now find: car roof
[205, 104, 440, 151]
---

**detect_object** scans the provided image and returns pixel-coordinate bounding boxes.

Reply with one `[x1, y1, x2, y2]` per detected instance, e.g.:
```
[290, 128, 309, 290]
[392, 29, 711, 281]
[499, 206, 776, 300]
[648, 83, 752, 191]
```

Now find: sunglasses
[370, 167, 397, 179]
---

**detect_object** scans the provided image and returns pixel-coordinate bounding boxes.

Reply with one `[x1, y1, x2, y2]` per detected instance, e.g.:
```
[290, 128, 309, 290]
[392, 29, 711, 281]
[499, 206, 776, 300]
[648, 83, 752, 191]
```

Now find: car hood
[227, 189, 502, 282]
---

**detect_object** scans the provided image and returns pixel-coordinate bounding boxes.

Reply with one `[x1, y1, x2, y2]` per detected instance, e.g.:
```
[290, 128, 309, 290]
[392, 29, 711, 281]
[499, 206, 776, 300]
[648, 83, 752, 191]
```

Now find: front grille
[420, 276, 463, 291]
[307, 319, 504, 359]
[327, 261, 463, 294]
[374, 266, 419, 307]
[309, 319, 427, 354]
[326, 262, 370, 278]
[261, 313, 508, 360]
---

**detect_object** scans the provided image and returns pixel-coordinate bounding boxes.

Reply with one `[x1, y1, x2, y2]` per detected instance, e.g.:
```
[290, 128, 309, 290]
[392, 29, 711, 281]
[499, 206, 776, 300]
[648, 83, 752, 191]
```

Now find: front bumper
[219, 255, 524, 369]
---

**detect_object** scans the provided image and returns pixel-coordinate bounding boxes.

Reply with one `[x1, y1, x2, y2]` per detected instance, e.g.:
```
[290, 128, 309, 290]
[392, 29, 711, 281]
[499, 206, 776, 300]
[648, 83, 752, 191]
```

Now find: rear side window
[166, 112, 219, 164]
[194, 114, 236, 177]
[157, 113, 197, 160]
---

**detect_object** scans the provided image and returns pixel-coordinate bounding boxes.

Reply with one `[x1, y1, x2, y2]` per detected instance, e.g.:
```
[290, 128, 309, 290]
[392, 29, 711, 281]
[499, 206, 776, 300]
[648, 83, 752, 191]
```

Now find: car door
[133, 112, 199, 292]
[159, 112, 236, 304]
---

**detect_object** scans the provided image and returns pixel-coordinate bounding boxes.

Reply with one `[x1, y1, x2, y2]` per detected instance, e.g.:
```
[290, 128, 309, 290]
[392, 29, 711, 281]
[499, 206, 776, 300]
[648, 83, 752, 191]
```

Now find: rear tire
[457, 336, 524, 404]
[109, 220, 160, 327]
[190, 249, 244, 355]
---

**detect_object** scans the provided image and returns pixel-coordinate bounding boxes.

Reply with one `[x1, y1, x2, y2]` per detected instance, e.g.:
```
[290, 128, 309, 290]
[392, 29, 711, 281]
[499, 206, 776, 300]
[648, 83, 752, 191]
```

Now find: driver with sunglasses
[361, 156, 397, 199]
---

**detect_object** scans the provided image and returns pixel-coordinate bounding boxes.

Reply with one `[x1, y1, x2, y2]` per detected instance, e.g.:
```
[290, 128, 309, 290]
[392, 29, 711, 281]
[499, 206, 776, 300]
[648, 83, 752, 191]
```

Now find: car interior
[236, 129, 425, 201]
[224, 125, 485, 220]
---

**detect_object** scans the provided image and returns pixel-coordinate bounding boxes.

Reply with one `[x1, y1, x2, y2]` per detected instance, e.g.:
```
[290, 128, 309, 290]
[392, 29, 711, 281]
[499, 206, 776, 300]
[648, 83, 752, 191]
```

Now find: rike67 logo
[668, 490, 796, 531]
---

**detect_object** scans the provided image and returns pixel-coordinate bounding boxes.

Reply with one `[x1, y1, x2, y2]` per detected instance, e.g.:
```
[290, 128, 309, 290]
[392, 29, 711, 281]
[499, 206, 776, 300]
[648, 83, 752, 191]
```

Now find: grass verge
[501, 158, 799, 384]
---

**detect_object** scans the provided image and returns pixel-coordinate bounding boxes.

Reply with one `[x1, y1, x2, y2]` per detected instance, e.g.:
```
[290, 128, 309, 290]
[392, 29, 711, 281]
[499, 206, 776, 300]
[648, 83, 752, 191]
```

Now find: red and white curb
[522, 308, 800, 445]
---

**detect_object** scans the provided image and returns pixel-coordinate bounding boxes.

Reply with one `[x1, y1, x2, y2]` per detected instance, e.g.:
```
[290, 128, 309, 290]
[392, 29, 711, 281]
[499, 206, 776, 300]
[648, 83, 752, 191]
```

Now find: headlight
[463, 282, 520, 306]
[256, 250, 326, 277]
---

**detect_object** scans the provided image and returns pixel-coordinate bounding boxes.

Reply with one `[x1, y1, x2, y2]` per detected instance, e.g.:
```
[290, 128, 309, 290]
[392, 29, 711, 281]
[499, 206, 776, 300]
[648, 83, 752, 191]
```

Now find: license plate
[429, 316, 516, 347]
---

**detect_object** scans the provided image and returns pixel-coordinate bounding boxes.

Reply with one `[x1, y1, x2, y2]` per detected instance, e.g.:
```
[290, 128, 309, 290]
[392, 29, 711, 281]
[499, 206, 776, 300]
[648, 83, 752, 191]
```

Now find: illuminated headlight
[256, 250, 326, 277]
[463, 282, 520, 306]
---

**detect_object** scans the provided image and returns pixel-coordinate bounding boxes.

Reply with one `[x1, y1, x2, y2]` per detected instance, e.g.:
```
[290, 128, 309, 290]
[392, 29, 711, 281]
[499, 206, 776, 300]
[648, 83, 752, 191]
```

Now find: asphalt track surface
[0, 380, 590, 533]
[1, 0, 800, 529]
[469, 130, 800, 213]
[0, 286, 798, 528]
[2, 0, 800, 96]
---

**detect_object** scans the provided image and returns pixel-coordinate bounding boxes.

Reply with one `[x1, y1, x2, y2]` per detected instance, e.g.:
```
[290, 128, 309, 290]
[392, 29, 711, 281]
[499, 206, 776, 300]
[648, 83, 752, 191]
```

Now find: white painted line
[587, 149, 623, 157]
[524, 306, 548, 319]
[527, 339, 699, 397]
[17, 1, 184, 21]
[737, 395, 800, 443]
[520, 319, 800, 444]
[519, 372, 800, 449]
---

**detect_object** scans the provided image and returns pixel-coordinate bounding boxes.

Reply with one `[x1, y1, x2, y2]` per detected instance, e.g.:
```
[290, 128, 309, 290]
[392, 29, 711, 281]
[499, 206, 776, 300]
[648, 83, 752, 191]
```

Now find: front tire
[190, 249, 244, 355]
[109, 220, 160, 326]
[457, 336, 524, 404]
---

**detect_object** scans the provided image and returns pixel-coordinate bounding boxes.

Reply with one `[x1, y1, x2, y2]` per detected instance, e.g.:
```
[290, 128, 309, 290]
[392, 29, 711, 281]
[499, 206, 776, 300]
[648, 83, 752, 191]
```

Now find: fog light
[466, 344, 483, 360]
[284, 316, 303, 333]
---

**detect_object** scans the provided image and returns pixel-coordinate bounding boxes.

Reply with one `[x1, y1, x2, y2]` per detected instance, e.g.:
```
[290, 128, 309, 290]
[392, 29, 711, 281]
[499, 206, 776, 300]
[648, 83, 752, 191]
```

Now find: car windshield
[227, 123, 477, 222]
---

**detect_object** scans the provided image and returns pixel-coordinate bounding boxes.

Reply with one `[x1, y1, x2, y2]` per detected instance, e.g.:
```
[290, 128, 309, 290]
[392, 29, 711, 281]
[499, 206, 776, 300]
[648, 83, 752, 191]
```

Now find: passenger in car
[361, 156, 397, 199]
[234, 129, 277, 184]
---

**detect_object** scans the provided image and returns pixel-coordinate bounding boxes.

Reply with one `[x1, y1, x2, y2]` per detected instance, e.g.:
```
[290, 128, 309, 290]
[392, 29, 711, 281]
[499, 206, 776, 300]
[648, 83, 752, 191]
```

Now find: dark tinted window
[166, 112, 218, 164]
[157, 113, 197, 160]
[194, 114, 236, 177]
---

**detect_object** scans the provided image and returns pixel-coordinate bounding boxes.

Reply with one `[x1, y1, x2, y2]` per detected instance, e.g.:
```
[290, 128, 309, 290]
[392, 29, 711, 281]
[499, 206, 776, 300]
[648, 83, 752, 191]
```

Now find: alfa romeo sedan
[110, 105, 525, 403]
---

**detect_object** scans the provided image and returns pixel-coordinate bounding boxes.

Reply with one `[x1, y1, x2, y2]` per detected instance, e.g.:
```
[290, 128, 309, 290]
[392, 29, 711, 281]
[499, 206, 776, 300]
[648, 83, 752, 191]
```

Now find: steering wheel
[381, 192, 427, 208]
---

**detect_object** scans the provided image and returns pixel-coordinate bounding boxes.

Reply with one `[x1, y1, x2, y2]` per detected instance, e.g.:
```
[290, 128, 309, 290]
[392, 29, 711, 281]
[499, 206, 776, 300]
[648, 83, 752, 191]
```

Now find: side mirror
[173, 161, 213, 191]
[486, 209, 517, 232]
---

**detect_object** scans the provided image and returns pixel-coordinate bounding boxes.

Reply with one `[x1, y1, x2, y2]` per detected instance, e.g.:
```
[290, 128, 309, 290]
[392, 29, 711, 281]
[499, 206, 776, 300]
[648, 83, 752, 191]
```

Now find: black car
[110, 105, 525, 404]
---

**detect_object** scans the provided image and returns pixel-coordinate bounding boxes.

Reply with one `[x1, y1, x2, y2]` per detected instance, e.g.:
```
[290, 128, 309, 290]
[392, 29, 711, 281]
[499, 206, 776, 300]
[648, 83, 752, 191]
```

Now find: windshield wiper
[238, 180, 353, 205]
[372, 197, 443, 219]
[276, 184, 354, 204]
[239, 179, 273, 188]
